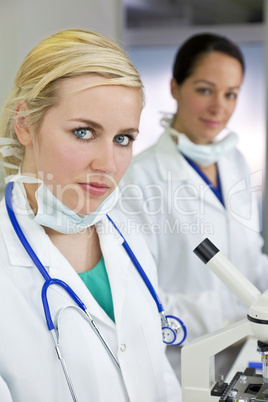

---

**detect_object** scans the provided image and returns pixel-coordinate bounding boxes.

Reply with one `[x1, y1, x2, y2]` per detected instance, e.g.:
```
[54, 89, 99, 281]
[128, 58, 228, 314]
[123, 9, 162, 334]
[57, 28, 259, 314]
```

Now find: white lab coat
[0, 166, 5, 200]
[0, 182, 181, 402]
[119, 129, 268, 378]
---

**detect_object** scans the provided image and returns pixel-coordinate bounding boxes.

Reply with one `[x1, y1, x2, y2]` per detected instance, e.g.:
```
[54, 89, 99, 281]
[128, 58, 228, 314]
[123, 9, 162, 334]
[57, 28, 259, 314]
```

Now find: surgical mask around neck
[7, 174, 120, 234]
[169, 127, 239, 167]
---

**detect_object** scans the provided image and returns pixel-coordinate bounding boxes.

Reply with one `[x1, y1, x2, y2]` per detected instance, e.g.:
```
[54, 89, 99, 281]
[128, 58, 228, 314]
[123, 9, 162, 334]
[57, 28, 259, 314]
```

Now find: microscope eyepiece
[193, 238, 219, 264]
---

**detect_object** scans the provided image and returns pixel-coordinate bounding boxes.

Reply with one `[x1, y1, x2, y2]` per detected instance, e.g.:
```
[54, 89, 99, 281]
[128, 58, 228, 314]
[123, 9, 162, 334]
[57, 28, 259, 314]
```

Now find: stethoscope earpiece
[162, 315, 187, 346]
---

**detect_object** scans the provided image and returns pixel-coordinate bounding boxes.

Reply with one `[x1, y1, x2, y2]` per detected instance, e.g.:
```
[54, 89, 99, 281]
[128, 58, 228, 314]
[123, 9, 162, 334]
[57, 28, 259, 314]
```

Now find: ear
[170, 78, 180, 101]
[14, 102, 33, 146]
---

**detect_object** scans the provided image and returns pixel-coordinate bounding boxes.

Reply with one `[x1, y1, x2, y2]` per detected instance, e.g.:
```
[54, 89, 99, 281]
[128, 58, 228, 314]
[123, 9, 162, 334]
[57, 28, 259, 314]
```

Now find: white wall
[124, 23, 264, 47]
[0, 1, 20, 110]
[264, 1, 268, 250]
[0, 0, 123, 109]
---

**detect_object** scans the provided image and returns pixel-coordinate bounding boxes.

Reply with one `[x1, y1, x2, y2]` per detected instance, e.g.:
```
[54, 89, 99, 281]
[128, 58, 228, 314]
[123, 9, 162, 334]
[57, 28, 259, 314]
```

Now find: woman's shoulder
[133, 130, 176, 163]
[131, 142, 159, 168]
[221, 146, 251, 172]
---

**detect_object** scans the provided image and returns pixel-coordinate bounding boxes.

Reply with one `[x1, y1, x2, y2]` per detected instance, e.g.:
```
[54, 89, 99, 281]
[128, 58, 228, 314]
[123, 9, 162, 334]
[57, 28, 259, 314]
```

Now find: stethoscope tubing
[5, 180, 187, 402]
[106, 214, 165, 314]
[5, 180, 121, 401]
[42, 278, 87, 330]
[5, 182, 87, 331]
[5, 181, 164, 324]
[5, 181, 187, 348]
[106, 216, 188, 346]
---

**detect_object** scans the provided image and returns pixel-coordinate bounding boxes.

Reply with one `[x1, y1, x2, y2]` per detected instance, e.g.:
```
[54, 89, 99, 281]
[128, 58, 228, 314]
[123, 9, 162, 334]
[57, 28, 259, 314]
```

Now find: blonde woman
[0, 29, 181, 401]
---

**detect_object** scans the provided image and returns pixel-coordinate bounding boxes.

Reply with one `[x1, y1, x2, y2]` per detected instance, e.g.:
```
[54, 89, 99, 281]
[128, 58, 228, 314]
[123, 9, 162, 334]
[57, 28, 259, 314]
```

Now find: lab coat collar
[1, 182, 51, 267]
[217, 148, 245, 212]
[154, 129, 190, 182]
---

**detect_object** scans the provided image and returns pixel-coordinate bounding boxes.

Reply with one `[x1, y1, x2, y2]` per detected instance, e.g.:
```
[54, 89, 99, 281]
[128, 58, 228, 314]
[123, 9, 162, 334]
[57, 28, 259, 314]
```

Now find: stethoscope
[5, 181, 187, 401]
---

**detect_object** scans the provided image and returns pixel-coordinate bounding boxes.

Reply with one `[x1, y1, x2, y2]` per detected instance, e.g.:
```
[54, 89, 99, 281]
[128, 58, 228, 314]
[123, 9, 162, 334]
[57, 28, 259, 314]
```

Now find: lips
[201, 118, 221, 128]
[79, 182, 109, 197]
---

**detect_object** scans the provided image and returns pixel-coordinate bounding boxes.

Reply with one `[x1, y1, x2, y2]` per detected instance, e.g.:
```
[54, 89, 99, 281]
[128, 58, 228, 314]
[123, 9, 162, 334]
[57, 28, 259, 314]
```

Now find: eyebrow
[193, 79, 240, 90]
[68, 118, 102, 129]
[67, 118, 139, 134]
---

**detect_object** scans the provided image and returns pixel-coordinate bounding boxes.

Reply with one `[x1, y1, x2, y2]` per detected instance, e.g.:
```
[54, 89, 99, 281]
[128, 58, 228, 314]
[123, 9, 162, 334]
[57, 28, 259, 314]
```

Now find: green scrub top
[78, 257, 115, 322]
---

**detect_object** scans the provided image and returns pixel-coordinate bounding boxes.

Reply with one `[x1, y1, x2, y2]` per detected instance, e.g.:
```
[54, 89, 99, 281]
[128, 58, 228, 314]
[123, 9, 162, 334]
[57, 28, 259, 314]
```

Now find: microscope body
[181, 239, 268, 401]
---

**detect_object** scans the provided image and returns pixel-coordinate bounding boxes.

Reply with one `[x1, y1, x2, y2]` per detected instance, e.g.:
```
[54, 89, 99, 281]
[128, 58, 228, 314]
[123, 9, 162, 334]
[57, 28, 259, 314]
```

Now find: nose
[209, 93, 225, 115]
[91, 140, 117, 174]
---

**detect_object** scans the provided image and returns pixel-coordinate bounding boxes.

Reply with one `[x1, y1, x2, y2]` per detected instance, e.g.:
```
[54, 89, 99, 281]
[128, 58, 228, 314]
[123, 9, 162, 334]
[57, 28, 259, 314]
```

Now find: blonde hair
[0, 29, 144, 175]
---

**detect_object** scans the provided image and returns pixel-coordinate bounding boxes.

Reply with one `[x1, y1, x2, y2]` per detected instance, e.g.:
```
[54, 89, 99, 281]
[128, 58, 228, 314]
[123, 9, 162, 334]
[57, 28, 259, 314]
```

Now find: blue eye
[114, 135, 132, 146]
[74, 128, 93, 140]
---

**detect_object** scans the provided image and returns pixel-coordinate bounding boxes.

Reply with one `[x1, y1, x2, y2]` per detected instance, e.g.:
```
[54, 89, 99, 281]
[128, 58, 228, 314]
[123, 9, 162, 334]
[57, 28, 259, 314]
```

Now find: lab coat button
[120, 344, 126, 352]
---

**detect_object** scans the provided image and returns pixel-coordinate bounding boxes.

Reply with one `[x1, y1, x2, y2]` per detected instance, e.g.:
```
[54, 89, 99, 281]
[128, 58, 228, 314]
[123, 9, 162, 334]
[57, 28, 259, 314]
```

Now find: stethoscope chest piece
[162, 315, 187, 346]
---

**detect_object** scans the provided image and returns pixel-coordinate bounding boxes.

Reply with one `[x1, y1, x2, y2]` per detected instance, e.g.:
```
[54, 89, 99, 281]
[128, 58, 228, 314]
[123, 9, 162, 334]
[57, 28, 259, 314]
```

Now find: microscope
[181, 238, 268, 401]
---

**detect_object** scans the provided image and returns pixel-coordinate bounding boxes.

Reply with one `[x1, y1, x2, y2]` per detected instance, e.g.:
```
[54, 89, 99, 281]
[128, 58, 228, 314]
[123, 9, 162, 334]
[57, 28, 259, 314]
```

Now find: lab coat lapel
[184, 160, 225, 212]
[154, 130, 189, 181]
[218, 151, 250, 213]
[96, 216, 130, 325]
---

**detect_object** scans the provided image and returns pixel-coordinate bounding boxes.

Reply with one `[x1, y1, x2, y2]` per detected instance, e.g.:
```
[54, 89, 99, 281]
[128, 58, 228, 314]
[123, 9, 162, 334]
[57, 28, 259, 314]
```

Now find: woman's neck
[199, 163, 218, 187]
[45, 225, 102, 273]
